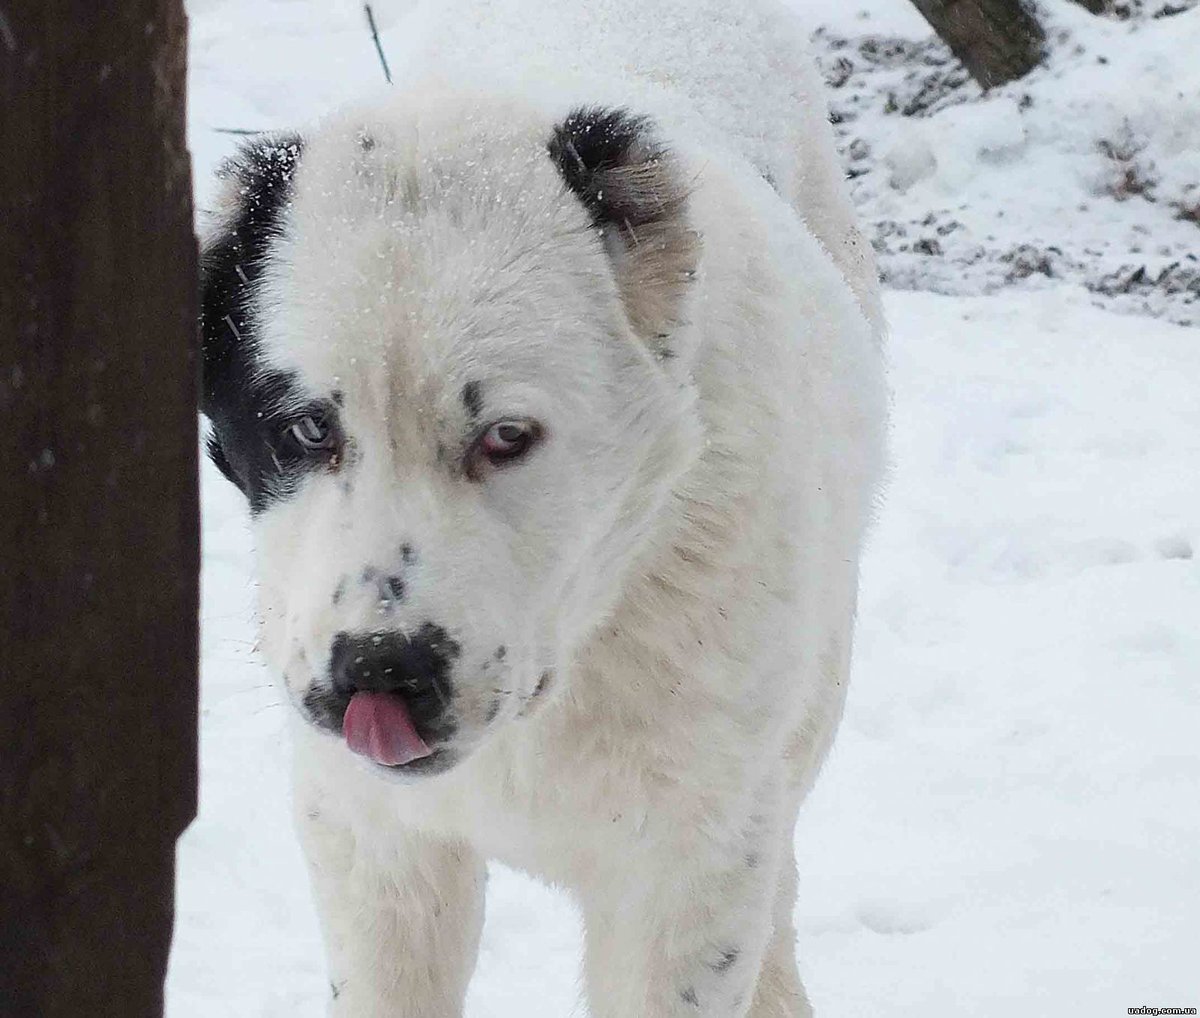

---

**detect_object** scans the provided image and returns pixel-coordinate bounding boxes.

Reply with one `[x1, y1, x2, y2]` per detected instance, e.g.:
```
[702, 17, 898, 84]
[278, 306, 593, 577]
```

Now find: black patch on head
[400, 543, 416, 565]
[461, 381, 483, 419]
[494, 645, 507, 661]
[547, 106, 698, 351]
[548, 107, 662, 230]
[679, 986, 699, 1008]
[200, 135, 341, 513]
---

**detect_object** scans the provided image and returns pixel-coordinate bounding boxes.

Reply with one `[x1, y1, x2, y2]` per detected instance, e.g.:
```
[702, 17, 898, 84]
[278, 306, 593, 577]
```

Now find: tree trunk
[910, 0, 1047, 88]
[0, 2, 198, 1016]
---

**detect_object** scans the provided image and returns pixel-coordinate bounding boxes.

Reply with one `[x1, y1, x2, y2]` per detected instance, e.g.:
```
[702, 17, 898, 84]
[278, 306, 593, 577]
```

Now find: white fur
[235, 2, 887, 1014]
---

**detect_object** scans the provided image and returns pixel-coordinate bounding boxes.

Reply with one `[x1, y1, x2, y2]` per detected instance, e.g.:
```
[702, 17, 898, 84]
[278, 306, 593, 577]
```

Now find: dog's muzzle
[304, 624, 459, 771]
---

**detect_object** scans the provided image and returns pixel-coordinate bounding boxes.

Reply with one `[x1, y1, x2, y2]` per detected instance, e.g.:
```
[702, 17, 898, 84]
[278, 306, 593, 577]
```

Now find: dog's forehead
[255, 101, 617, 409]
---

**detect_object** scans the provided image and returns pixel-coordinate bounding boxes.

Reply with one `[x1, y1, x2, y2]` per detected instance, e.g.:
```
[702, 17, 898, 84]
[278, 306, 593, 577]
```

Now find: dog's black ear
[548, 107, 698, 351]
[199, 134, 303, 496]
[200, 134, 304, 409]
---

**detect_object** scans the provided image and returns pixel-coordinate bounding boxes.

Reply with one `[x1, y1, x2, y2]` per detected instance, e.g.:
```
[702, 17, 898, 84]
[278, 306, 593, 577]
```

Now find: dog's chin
[297, 692, 463, 781]
[350, 746, 462, 783]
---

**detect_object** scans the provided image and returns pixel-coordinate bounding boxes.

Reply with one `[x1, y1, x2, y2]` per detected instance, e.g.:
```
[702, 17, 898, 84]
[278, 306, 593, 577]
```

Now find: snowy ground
[814, 7, 1200, 326]
[169, 1, 1200, 1014]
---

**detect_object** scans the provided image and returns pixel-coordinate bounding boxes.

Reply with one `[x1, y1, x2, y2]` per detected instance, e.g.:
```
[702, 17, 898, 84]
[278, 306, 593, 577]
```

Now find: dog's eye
[287, 414, 337, 453]
[475, 419, 542, 468]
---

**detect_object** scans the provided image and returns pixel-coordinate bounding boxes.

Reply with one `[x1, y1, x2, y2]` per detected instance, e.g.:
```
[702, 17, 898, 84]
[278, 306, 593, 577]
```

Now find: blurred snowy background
[169, 1, 1200, 1015]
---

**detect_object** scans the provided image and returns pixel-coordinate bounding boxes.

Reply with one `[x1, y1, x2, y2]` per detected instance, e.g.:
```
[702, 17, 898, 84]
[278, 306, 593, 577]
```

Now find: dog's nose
[329, 625, 459, 737]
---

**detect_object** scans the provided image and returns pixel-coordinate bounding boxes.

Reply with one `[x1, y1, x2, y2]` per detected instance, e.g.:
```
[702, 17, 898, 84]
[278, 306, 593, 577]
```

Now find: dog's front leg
[296, 803, 486, 1018]
[582, 830, 786, 1018]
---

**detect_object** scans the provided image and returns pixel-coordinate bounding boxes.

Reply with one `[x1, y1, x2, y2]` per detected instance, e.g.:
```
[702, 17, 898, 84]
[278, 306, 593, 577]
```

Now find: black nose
[329, 624, 460, 739]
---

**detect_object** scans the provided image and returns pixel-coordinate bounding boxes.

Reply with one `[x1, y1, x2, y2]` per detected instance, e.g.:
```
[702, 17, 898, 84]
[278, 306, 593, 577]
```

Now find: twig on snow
[364, 4, 393, 84]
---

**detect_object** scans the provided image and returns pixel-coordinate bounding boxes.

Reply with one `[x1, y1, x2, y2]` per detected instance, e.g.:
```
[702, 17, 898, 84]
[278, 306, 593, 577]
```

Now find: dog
[199, 1, 886, 1014]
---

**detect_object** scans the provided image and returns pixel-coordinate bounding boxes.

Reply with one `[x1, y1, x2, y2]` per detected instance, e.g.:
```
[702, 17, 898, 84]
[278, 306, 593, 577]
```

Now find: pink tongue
[343, 692, 433, 767]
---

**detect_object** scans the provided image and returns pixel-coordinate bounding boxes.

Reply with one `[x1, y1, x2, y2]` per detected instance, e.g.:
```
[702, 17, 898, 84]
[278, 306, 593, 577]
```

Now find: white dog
[199, 1, 886, 1014]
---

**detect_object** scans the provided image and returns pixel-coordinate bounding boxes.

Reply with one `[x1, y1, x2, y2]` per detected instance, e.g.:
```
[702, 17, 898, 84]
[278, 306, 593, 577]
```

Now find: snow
[170, 1, 1200, 1014]
[816, 1, 1200, 325]
[797, 288, 1200, 1015]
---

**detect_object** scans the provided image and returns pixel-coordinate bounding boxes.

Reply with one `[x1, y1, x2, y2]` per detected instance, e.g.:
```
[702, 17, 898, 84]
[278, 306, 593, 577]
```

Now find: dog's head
[200, 96, 702, 777]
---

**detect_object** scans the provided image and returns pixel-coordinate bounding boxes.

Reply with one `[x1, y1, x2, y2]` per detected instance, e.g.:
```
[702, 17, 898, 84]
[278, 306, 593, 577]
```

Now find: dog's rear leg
[296, 806, 486, 1018]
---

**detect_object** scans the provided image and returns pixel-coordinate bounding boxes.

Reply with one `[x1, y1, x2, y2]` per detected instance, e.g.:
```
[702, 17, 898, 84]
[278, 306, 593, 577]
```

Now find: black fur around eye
[204, 398, 344, 514]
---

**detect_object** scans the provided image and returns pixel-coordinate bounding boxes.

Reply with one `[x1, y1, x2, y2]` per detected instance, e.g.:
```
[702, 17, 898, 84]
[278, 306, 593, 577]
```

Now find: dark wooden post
[909, 0, 1046, 88]
[0, 2, 198, 1016]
